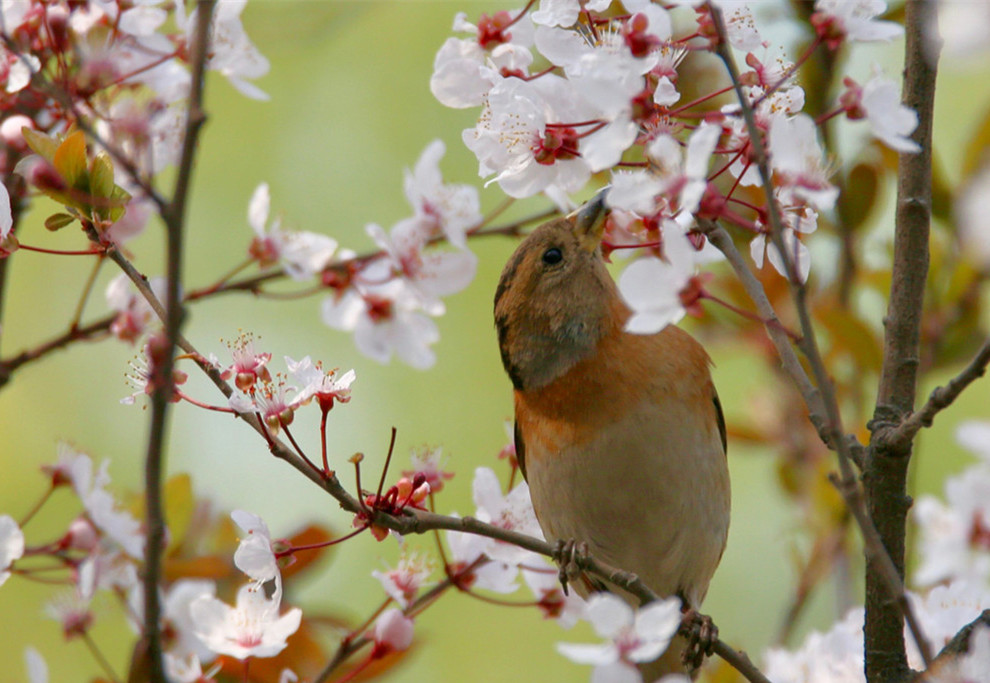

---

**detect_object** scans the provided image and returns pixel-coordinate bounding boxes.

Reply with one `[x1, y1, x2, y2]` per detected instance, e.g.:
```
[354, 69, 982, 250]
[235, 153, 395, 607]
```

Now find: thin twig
[889, 338, 990, 449]
[140, 3, 215, 681]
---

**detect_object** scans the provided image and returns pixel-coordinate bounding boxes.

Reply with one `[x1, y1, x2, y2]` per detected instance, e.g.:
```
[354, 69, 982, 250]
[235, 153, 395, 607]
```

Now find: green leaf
[21, 128, 58, 162]
[53, 130, 88, 190]
[44, 213, 76, 231]
[107, 185, 132, 223]
[89, 152, 115, 200]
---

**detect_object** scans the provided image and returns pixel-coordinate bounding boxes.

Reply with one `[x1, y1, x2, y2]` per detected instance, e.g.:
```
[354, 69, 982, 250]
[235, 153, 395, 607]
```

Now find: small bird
[494, 192, 730, 678]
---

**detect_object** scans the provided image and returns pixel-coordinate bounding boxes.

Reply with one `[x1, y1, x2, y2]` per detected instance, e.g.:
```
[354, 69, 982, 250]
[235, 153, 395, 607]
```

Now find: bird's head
[494, 191, 622, 391]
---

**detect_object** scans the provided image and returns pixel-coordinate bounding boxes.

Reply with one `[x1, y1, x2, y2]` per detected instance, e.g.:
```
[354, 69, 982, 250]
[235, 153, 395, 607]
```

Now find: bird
[494, 191, 730, 678]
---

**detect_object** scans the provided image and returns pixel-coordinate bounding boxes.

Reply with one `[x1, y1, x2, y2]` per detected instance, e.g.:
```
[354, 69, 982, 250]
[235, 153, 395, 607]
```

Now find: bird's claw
[680, 608, 718, 669]
[552, 539, 589, 596]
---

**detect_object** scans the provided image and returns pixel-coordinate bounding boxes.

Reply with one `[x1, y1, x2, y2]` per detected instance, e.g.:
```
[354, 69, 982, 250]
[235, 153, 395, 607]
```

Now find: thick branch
[706, 3, 935, 674]
[864, 2, 939, 681]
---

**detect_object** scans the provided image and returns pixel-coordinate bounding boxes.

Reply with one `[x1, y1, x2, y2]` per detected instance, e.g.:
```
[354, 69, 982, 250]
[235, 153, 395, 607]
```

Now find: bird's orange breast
[514, 322, 718, 461]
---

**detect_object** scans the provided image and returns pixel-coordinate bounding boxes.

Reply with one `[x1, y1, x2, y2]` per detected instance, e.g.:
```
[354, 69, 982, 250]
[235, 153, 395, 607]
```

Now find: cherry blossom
[44, 586, 94, 639]
[403, 139, 482, 249]
[403, 446, 455, 493]
[908, 580, 990, 667]
[373, 608, 415, 654]
[322, 275, 442, 370]
[763, 607, 864, 683]
[618, 223, 705, 334]
[247, 183, 338, 281]
[913, 422, 990, 587]
[56, 445, 144, 559]
[764, 580, 990, 682]
[366, 216, 478, 310]
[521, 566, 586, 628]
[0, 514, 24, 587]
[768, 113, 839, 211]
[812, 0, 903, 46]
[164, 653, 219, 683]
[531, 0, 612, 28]
[372, 554, 433, 608]
[556, 593, 682, 683]
[231, 510, 279, 587]
[163, 579, 219, 663]
[462, 75, 594, 198]
[430, 9, 534, 108]
[750, 200, 818, 283]
[105, 273, 166, 343]
[222, 332, 272, 394]
[472, 466, 544, 566]
[190, 584, 301, 660]
[184, 0, 270, 100]
[284, 356, 355, 411]
[842, 66, 920, 153]
[445, 523, 522, 594]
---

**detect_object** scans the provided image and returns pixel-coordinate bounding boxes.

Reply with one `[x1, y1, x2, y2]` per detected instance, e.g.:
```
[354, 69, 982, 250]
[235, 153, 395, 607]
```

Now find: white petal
[584, 594, 634, 639]
[247, 183, 270, 235]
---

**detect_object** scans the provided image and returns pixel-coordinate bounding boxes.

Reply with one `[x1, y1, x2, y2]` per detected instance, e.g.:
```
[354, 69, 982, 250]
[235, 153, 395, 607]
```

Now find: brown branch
[140, 2, 215, 681]
[863, 1, 940, 680]
[706, 3, 934, 675]
[888, 338, 990, 449]
[924, 609, 990, 679]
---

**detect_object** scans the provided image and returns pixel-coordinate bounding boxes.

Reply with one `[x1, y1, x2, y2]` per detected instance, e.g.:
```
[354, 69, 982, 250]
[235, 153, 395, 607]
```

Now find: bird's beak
[570, 189, 609, 253]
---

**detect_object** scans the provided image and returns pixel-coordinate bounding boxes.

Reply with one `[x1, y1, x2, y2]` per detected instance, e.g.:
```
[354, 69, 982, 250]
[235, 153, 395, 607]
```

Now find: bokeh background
[2, 1, 990, 681]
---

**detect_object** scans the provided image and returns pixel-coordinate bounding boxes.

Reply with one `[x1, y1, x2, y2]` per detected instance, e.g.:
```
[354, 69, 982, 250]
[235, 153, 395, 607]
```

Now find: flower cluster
[1, 0, 268, 240]
[430, 0, 917, 334]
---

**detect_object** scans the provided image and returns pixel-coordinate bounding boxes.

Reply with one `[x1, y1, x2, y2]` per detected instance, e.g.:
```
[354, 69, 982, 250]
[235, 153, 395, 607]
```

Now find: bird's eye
[542, 247, 563, 266]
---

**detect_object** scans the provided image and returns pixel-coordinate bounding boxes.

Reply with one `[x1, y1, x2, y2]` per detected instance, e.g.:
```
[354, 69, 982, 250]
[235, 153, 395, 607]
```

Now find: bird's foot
[680, 608, 718, 669]
[552, 539, 589, 596]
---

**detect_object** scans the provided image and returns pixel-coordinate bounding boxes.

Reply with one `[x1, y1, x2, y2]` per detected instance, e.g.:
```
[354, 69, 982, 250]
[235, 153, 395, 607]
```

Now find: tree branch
[889, 338, 990, 449]
[706, 3, 935, 674]
[140, 2, 215, 681]
[864, 1, 940, 680]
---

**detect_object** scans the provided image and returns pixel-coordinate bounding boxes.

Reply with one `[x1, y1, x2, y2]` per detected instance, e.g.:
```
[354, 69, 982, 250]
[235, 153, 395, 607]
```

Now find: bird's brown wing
[713, 391, 727, 455]
[514, 420, 527, 480]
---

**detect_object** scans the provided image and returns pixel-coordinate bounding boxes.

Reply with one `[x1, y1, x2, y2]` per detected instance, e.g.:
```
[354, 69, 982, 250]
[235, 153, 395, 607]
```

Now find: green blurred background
[2, 2, 989, 681]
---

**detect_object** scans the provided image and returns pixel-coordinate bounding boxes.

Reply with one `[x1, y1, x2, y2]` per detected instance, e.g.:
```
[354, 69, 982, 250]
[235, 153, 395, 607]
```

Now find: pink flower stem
[278, 526, 368, 557]
[18, 485, 54, 528]
[184, 257, 254, 300]
[815, 106, 846, 126]
[709, 148, 745, 182]
[667, 84, 735, 116]
[176, 390, 237, 413]
[16, 244, 105, 256]
[506, 0, 537, 29]
[320, 407, 331, 476]
[68, 252, 106, 332]
[281, 424, 322, 477]
[375, 427, 399, 503]
[700, 290, 802, 341]
[81, 631, 121, 683]
[333, 652, 376, 683]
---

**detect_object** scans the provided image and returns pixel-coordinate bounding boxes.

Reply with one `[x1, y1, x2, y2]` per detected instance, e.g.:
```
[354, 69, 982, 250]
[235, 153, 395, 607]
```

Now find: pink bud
[373, 608, 414, 654]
